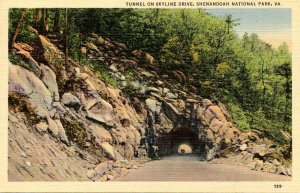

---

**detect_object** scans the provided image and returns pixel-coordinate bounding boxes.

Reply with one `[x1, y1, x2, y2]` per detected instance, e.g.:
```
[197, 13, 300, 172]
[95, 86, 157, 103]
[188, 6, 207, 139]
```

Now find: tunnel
[156, 127, 200, 156]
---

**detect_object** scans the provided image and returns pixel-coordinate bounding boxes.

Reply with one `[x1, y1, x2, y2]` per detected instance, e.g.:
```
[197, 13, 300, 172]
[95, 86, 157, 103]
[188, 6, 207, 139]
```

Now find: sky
[205, 8, 292, 49]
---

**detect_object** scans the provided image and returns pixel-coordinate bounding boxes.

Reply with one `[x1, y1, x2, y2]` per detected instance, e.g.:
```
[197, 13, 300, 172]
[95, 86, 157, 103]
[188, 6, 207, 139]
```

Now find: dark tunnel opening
[156, 127, 200, 157]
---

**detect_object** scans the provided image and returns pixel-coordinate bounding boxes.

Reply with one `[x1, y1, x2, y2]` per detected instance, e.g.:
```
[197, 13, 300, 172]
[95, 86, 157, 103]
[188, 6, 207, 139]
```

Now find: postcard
[0, 0, 299, 192]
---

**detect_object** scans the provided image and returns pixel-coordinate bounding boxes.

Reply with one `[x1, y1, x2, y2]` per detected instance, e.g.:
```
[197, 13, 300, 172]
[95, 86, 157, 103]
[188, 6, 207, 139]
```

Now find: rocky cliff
[8, 29, 292, 181]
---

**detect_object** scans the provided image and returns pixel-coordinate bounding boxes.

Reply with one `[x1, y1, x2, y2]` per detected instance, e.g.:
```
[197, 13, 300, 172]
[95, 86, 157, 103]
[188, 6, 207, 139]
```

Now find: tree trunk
[54, 9, 60, 32]
[33, 9, 39, 29]
[11, 8, 29, 48]
[41, 8, 48, 35]
[65, 8, 68, 66]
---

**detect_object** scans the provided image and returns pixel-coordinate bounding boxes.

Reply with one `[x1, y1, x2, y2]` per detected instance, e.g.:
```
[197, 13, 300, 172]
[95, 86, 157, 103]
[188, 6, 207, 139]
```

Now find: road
[116, 154, 291, 181]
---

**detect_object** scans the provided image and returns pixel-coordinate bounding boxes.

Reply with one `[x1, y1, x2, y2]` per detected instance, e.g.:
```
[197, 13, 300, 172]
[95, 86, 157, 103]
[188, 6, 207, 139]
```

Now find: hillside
[8, 8, 292, 181]
[8, 29, 292, 181]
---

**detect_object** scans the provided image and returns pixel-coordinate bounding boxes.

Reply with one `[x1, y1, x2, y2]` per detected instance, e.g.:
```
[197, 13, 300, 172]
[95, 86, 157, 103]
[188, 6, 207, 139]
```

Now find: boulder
[9, 64, 52, 117]
[47, 117, 59, 137]
[89, 124, 113, 144]
[217, 101, 232, 121]
[207, 105, 227, 123]
[262, 162, 277, 173]
[202, 99, 212, 107]
[13, 43, 42, 77]
[239, 144, 247, 151]
[35, 121, 48, 133]
[52, 102, 66, 114]
[145, 98, 157, 112]
[87, 111, 114, 127]
[255, 160, 264, 171]
[54, 119, 69, 145]
[277, 166, 288, 175]
[37, 35, 67, 80]
[61, 93, 81, 110]
[207, 129, 215, 141]
[124, 142, 134, 160]
[40, 64, 60, 102]
[209, 118, 224, 133]
[162, 101, 180, 122]
[202, 108, 215, 125]
[160, 113, 174, 132]
[86, 42, 100, 52]
[146, 87, 160, 94]
[100, 142, 124, 161]
[166, 92, 177, 99]
[252, 144, 267, 157]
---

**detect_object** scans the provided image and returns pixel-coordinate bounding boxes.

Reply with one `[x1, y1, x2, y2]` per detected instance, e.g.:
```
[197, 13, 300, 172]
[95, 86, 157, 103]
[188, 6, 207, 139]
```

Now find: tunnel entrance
[156, 127, 199, 156]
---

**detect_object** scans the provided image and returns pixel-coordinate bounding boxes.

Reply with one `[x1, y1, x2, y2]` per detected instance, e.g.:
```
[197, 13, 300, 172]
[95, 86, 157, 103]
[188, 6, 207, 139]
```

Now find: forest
[9, 8, 292, 145]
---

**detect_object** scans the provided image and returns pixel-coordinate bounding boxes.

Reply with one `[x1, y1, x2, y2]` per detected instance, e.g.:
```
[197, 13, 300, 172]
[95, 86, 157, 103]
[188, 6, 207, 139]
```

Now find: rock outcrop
[8, 30, 291, 181]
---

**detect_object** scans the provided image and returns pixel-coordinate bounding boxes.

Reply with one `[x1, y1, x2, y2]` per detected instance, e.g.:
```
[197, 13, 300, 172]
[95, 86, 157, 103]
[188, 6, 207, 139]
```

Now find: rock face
[8, 30, 291, 181]
[61, 93, 81, 110]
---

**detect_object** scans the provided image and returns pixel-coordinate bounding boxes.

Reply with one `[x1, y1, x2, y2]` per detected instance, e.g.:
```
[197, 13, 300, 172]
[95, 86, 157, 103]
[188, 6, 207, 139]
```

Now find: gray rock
[86, 110, 114, 127]
[110, 170, 118, 178]
[109, 64, 118, 72]
[133, 165, 138, 169]
[255, 160, 264, 171]
[252, 144, 267, 157]
[100, 142, 124, 161]
[162, 87, 170, 94]
[286, 167, 292, 176]
[141, 71, 153, 77]
[277, 166, 288, 175]
[146, 87, 160, 93]
[121, 81, 127, 87]
[47, 117, 59, 137]
[52, 102, 66, 113]
[25, 160, 31, 167]
[100, 175, 108, 181]
[40, 64, 60, 102]
[15, 49, 42, 77]
[107, 175, 114, 180]
[35, 121, 49, 133]
[120, 75, 126, 81]
[20, 151, 27, 158]
[271, 159, 281, 166]
[203, 99, 212, 107]
[156, 80, 164, 86]
[9, 64, 52, 117]
[145, 98, 157, 112]
[54, 119, 69, 145]
[250, 161, 257, 170]
[239, 144, 247, 151]
[61, 93, 81, 110]
[166, 92, 177, 99]
[86, 169, 95, 179]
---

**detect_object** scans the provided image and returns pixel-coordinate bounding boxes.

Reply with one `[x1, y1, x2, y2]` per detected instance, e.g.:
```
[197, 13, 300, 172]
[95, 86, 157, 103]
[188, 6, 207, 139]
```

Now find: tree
[40, 8, 48, 35]
[54, 9, 60, 32]
[33, 9, 39, 29]
[224, 14, 239, 34]
[65, 8, 68, 66]
[11, 8, 29, 48]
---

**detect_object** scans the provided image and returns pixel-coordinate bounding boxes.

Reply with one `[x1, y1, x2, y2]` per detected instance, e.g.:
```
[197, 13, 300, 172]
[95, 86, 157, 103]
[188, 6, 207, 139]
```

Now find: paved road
[116, 154, 291, 181]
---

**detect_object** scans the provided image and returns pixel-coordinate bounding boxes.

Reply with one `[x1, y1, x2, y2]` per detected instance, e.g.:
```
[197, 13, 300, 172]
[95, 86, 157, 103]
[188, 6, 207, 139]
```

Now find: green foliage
[227, 102, 250, 131]
[61, 116, 87, 148]
[8, 52, 30, 70]
[8, 8, 292, 145]
[159, 37, 184, 69]
[83, 60, 120, 87]
[9, 92, 43, 126]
